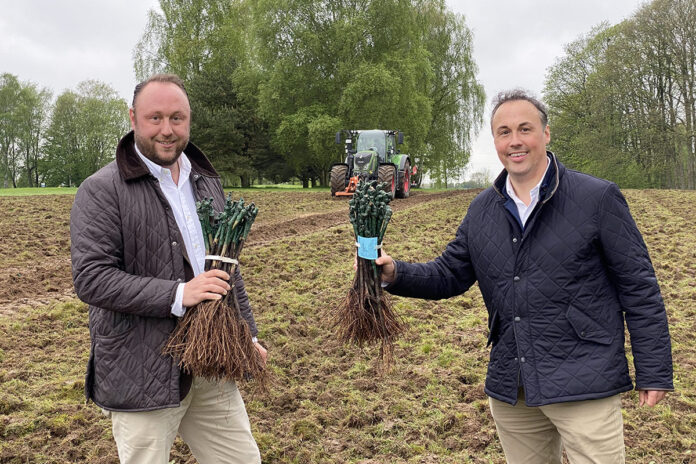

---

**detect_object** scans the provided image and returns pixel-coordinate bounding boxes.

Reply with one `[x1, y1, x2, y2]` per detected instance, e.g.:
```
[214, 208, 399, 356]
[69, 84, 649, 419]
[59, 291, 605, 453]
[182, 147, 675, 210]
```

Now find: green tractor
[330, 129, 419, 198]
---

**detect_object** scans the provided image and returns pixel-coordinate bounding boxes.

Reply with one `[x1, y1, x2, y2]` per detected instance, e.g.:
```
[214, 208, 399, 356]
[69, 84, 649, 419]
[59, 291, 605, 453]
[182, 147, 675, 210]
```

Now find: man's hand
[375, 249, 396, 283]
[353, 248, 396, 283]
[254, 342, 268, 365]
[639, 390, 667, 407]
[182, 269, 231, 307]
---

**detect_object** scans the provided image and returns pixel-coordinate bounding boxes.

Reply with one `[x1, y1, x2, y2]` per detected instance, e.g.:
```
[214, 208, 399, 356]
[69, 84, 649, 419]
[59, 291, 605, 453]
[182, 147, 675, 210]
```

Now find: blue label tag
[357, 235, 379, 260]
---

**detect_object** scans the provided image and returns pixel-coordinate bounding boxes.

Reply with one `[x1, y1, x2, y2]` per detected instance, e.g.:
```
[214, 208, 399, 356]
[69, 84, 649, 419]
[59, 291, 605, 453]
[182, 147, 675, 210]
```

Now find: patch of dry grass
[1, 189, 694, 463]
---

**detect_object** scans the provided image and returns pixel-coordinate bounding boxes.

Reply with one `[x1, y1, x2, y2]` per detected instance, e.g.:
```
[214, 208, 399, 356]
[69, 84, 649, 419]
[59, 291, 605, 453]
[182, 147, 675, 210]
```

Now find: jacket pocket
[486, 280, 508, 346]
[487, 308, 500, 346]
[92, 327, 138, 408]
[566, 305, 614, 345]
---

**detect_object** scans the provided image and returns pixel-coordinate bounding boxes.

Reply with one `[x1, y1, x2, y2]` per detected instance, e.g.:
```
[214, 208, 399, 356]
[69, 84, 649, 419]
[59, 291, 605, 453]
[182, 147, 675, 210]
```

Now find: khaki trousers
[108, 377, 261, 464]
[489, 389, 625, 464]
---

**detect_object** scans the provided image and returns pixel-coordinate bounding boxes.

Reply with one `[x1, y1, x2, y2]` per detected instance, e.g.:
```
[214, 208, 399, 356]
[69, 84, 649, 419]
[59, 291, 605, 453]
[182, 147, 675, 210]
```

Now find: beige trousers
[108, 377, 260, 464]
[489, 389, 625, 464]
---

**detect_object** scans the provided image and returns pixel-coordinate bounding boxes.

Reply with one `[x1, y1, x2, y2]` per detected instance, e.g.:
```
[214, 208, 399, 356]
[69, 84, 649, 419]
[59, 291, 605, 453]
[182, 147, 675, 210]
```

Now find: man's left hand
[639, 390, 667, 407]
[254, 342, 268, 365]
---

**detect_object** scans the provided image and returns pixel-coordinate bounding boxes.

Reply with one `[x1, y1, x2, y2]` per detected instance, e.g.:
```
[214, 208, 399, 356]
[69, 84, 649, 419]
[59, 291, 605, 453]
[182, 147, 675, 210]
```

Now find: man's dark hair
[132, 73, 188, 108]
[490, 89, 548, 128]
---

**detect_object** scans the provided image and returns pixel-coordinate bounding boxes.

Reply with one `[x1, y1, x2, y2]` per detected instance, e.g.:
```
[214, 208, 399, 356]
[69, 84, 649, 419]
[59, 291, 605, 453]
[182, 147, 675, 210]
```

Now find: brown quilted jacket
[70, 131, 258, 411]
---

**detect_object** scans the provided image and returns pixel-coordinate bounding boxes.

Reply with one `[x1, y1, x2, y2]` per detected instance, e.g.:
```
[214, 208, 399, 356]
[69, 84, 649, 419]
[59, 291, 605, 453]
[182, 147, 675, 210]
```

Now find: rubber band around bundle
[205, 255, 239, 265]
[354, 242, 382, 249]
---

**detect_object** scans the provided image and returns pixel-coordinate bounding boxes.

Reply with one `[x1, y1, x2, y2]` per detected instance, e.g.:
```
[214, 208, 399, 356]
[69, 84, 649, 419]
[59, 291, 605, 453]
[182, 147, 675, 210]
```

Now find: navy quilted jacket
[386, 153, 673, 406]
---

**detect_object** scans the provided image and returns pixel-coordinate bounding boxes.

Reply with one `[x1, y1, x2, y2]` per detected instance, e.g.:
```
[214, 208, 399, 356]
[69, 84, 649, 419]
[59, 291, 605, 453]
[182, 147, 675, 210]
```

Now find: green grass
[0, 187, 77, 196]
[0, 189, 694, 463]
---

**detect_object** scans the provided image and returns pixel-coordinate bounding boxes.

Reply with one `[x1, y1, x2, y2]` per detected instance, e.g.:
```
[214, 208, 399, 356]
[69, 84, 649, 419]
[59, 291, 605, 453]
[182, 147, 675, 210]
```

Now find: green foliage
[134, 0, 239, 83]
[134, 0, 280, 187]
[544, 0, 696, 188]
[307, 114, 343, 177]
[41, 81, 129, 187]
[188, 60, 277, 187]
[1, 75, 126, 189]
[255, 0, 483, 186]
[0, 74, 51, 189]
[274, 107, 322, 181]
[420, 6, 485, 186]
[133, 0, 484, 188]
[0, 73, 22, 189]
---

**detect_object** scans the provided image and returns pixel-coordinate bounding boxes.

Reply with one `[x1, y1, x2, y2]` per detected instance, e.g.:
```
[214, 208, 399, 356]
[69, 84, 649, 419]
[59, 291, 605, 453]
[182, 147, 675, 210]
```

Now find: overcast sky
[1, 0, 646, 176]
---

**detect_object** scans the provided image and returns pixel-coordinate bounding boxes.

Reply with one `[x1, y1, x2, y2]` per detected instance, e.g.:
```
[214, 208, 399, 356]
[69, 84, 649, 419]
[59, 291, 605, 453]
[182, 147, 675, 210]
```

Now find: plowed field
[0, 188, 694, 463]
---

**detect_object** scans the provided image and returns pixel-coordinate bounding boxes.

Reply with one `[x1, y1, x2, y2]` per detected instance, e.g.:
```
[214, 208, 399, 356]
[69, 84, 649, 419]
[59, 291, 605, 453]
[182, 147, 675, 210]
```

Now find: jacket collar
[493, 151, 563, 204]
[116, 130, 219, 182]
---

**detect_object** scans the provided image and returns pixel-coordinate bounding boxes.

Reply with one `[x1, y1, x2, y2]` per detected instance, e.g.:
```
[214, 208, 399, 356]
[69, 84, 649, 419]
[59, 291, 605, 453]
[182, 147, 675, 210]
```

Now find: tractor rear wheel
[378, 165, 397, 199]
[330, 164, 349, 196]
[396, 160, 411, 198]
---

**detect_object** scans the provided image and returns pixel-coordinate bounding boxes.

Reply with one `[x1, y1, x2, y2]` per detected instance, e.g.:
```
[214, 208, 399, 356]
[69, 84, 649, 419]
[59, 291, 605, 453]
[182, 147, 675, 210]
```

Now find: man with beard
[70, 74, 264, 464]
[375, 89, 672, 463]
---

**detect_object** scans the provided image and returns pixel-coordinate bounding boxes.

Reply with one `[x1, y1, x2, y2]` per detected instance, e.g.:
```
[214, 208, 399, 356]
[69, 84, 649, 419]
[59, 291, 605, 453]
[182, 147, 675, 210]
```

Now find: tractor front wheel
[378, 165, 397, 199]
[330, 164, 349, 196]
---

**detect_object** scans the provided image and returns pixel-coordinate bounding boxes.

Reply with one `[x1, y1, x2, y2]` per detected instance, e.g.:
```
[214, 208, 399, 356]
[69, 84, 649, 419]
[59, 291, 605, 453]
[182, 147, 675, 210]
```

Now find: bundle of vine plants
[163, 195, 267, 387]
[335, 179, 404, 366]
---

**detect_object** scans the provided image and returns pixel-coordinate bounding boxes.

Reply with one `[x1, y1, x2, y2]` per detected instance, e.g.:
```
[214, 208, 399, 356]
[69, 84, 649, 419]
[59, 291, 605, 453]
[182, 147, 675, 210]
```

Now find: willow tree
[419, 2, 485, 187]
[134, 0, 483, 187]
[254, 0, 483, 186]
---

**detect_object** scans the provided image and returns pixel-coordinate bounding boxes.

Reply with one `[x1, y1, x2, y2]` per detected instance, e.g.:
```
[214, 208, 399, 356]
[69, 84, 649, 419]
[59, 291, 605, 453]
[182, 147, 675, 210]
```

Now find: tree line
[134, 0, 485, 188]
[0, 75, 129, 188]
[544, 0, 696, 189]
[8, 0, 691, 189]
[1, 0, 485, 189]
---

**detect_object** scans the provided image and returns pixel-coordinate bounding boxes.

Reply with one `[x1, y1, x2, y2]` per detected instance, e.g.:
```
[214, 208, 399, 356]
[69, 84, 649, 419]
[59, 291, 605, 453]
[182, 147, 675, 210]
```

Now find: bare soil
[0, 190, 469, 310]
[1, 188, 694, 464]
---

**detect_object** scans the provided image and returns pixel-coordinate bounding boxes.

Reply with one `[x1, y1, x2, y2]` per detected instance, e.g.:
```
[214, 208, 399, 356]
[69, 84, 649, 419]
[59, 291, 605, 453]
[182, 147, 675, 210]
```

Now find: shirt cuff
[252, 337, 258, 344]
[171, 283, 186, 317]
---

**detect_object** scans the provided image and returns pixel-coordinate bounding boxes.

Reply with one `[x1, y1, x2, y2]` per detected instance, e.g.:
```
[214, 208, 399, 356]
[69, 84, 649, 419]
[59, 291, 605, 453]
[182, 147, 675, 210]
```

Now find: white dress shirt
[505, 156, 551, 227]
[135, 144, 205, 317]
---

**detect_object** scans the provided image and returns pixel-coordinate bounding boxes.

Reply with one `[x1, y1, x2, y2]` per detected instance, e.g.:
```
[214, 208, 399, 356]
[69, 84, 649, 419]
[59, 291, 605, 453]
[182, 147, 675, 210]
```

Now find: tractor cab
[356, 130, 388, 162]
[351, 130, 389, 178]
[331, 129, 415, 199]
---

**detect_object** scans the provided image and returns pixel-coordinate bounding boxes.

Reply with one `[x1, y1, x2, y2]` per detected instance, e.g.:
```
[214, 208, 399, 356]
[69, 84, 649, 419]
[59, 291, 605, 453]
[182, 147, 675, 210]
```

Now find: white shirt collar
[505, 155, 550, 205]
[134, 143, 191, 184]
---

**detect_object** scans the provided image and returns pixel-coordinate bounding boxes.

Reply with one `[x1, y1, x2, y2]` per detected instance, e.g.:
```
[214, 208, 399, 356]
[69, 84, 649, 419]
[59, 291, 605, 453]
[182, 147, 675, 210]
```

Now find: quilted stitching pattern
[388, 155, 672, 406]
[71, 134, 258, 411]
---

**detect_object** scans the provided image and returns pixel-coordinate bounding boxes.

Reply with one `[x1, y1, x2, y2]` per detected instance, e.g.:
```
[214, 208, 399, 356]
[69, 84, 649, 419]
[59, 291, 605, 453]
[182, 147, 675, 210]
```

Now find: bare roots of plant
[335, 257, 404, 367]
[163, 296, 267, 389]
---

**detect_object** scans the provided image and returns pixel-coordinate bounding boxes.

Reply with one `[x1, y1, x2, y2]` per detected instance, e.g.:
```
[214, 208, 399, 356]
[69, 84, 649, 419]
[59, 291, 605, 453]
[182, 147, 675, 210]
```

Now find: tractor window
[356, 132, 386, 160]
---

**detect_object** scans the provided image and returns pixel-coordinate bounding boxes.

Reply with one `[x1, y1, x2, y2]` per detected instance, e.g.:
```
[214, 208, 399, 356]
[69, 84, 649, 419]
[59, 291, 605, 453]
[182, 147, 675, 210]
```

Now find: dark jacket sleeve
[598, 183, 673, 390]
[233, 265, 258, 337]
[386, 213, 477, 300]
[70, 173, 177, 318]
